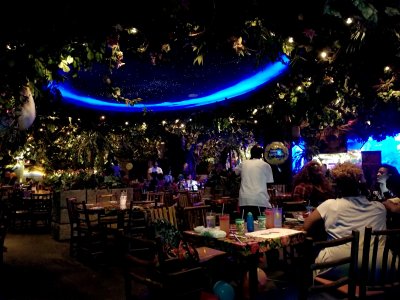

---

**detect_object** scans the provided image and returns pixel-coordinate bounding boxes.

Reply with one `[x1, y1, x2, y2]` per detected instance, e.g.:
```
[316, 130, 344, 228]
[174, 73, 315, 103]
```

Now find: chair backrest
[305, 230, 360, 299]
[95, 193, 115, 203]
[182, 205, 210, 230]
[177, 191, 191, 208]
[29, 192, 53, 213]
[125, 202, 148, 238]
[359, 226, 400, 298]
[132, 188, 142, 202]
[148, 206, 177, 228]
[66, 197, 85, 230]
[146, 192, 164, 206]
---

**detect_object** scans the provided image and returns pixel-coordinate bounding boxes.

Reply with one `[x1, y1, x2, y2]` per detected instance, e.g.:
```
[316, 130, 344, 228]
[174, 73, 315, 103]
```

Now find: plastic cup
[235, 219, 245, 236]
[257, 216, 266, 230]
[219, 214, 230, 236]
[265, 209, 274, 229]
[206, 212, 216, 228]
[273, 207, 282, 228]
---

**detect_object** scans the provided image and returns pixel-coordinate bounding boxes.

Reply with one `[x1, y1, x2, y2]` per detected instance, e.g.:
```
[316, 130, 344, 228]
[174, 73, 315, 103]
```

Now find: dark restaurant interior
[1, 1, 400, 299]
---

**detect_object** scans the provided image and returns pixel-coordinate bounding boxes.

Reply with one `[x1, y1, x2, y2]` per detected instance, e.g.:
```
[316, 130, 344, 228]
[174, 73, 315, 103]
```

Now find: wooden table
[80, 201, 128, 229]
[184, 225, 306, 299]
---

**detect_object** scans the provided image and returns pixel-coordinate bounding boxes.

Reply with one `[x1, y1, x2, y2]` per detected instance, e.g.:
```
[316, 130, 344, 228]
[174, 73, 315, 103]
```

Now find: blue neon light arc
[58, 55, 289, 112]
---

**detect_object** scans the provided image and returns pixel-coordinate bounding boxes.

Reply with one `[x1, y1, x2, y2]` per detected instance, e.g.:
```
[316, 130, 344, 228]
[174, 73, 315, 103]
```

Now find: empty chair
[79, 202, 108, 263]
[177, 191, 191, 208]
[181, 205, 210, 231]
[188, 191, 203, 206]
[148, 206, 178, 229]
[0, 200, 10, 264]
[123, 229, 208, 300]
[8, 189, 30, 230]
[301, 230, 360, 300]
[125, 203, 148, 237]
[96, 193, 116, 203]
[146, 192, 164, 207]
[29, 192, 53, 231]
[131, 187, 142, 202]
[358, 226, 400, 298]
[66, 197, 88, 257]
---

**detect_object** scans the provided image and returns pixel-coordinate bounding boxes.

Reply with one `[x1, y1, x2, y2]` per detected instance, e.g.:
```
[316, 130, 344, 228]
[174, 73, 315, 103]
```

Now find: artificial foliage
[1, 0, 400, 173]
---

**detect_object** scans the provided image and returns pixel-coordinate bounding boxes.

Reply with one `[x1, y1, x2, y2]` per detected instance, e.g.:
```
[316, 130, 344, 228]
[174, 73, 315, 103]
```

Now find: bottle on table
[246, 212, 254, 232]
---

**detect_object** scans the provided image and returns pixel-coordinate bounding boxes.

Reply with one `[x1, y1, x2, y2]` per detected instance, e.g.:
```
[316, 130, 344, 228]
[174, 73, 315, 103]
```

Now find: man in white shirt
[147, 160, 163, 180]
[234, 144, 274, 219]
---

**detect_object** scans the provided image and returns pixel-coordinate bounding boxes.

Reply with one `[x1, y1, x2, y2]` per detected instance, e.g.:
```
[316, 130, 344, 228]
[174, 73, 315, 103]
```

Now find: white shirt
[235, 158, 274, 208]
[148, 166, 163, 179]
[315, 196, 387, 270]
[186, 179, 198, 191]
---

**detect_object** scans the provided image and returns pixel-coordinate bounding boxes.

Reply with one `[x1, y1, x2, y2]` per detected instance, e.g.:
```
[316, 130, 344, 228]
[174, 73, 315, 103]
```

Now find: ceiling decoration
[57, 55, 289, 112]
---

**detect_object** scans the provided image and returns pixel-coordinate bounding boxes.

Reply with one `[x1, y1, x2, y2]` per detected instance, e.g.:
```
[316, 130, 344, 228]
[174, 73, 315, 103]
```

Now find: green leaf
[193, 55, 203, 65]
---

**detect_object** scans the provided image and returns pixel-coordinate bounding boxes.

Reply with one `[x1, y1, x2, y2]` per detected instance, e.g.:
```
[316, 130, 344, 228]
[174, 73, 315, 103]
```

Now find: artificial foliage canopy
[1, 0, 400, 171]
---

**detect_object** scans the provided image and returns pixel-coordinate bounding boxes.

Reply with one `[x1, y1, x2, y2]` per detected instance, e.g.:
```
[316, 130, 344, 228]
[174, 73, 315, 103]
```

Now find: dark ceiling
[0, 1, 308, 111]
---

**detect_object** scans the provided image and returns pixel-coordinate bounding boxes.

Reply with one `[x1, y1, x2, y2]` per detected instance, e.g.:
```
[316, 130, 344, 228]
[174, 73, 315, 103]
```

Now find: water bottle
[246, 212, 254, 232]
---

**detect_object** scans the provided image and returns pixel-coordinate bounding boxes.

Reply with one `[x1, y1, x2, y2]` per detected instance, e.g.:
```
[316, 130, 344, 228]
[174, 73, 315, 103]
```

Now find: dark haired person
[292, 161, 335, 207]
[304, 162, 387, 279]
[234, 144, 274, 219]
[370, 164, 400, 201]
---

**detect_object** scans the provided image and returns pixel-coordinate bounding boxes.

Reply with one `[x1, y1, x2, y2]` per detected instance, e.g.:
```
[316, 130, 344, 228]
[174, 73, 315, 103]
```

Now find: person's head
[293, 161, 325, 185]
[377, 164, 399, 183]
[250, 144, 263, 159]
[378, 164, 400, 196]
[331, 162, 366, 196]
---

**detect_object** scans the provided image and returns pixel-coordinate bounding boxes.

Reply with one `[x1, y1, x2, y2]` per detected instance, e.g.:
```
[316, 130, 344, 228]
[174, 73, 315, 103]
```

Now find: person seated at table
[304, 162, 387, 278]
[369, 164, 400, 202]
[292, 161, 335, 207]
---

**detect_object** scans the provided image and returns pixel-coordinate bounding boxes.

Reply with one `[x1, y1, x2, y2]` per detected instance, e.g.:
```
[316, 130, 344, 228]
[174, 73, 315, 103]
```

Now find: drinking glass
[206, 212, 216, 228]
[257, 216, 266, 230]
[265, 209, 274, 229]
[219, 214, 230, 236]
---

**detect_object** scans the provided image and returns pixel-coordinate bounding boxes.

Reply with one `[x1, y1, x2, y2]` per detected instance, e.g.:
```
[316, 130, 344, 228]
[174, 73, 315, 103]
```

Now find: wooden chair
[148, 206, 178, 228]
[300, 230, 360, 300]
[188, 191, 203, 206]
[177, 191, 191, 208]
[148, 206, 226, 265]
[131, 187, 142, 202]
[0, 200, 10, 265]
[358, 226, 400, 298]
[29, 192, 53, 231]
[66, 197, 88, 257]
[95, 193, 116, 203]
[181, 205, 210, 231]
[79, 202, 108, 263]
[122, 202, 148, 241]
[8, 189, 30, 230]
[123, 236, 209, 300]
[146, 192, 164, 206]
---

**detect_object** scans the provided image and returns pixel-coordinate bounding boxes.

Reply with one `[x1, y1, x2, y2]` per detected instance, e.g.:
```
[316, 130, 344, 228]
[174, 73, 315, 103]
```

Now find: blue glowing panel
[291, 138, 307, 174]
[57, 55, 289, 112]
[348, 134, 400, 172]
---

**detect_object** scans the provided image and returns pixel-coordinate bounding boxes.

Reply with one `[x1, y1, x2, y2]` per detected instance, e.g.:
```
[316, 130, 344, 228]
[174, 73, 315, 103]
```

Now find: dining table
[183, 222, 306, 300]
